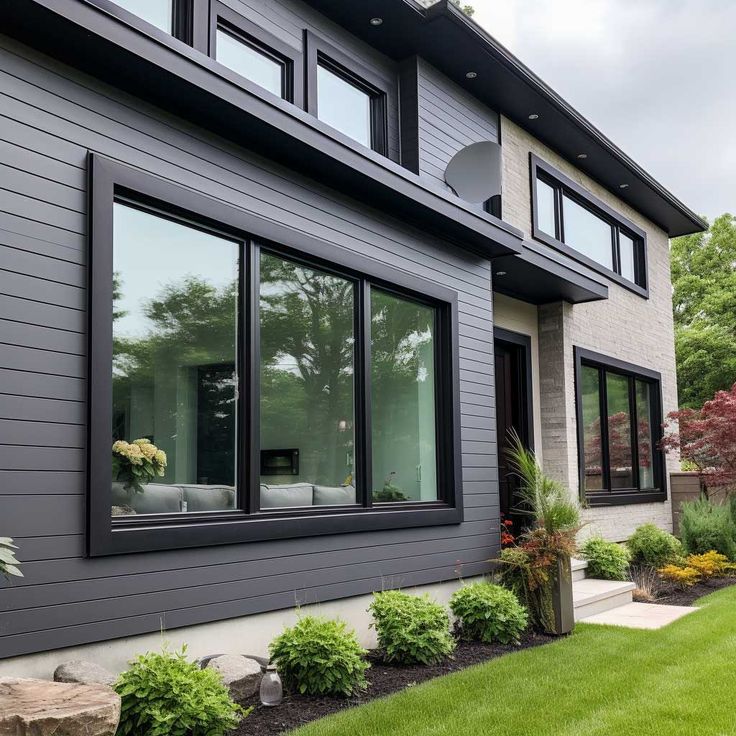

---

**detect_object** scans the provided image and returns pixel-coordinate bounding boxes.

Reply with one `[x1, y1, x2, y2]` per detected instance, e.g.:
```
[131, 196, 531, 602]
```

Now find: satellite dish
[444, 141, 502, 204]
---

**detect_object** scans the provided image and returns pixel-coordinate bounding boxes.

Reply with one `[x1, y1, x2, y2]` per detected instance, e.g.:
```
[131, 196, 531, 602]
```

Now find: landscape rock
[54, 660, 117, 687]
[206, 654, 263, 699]
[0, 677, 120, 736]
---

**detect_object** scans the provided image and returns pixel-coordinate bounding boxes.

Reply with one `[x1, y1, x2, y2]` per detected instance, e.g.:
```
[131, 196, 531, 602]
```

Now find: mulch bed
[229, 630, 555, 736]
[649, 575, 736, 607]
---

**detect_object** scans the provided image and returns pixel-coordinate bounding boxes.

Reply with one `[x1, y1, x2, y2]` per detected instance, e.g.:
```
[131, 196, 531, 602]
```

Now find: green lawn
[293, 586, 736, 736]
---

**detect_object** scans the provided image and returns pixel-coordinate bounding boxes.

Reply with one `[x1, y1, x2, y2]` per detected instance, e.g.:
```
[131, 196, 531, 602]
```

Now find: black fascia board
[492, 239, 609, 305]
[303, 0, 707, 238]
[0, 0, 523, 260]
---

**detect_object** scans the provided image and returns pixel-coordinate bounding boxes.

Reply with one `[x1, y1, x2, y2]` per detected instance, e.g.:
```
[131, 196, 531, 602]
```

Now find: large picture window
[531, 155, 648, 296]
[88, 156, 461, 555]
[575, 348, 665, 505]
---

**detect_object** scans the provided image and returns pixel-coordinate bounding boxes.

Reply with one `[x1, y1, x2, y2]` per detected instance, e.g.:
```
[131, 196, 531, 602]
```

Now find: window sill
[584, 491, 667, 507]
[92, 503, 464, 556]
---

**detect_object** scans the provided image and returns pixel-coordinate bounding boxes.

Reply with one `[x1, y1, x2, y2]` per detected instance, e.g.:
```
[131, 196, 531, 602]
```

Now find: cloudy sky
[470, 0, 736, 223]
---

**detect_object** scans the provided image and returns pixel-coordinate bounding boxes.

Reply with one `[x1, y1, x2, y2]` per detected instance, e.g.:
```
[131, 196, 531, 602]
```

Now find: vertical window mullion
[357, 281, 373, 507]
[599, 367, 612, 493]
[629, 375, 640, 491]
[246, 242, 260, 514]
[612, 227, 621, 275]
[555, 185, 565, 242]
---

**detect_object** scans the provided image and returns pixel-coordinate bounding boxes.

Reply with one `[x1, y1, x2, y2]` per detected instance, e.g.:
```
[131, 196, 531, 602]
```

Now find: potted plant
[112, 439, 167, 494]
[499, 434, 581, 635]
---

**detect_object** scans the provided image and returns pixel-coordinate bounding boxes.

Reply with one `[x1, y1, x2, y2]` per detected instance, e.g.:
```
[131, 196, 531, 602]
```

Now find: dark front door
[494, 331, 532, 534]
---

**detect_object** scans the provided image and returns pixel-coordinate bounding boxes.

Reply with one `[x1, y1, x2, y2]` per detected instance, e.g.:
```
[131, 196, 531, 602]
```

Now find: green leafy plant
[680, 499, 736, 560]
[627, 524, 683, 568]
[580, 536, 631, 581]
[114, 647, 247, 736]
[112, 439, 167, 494]
[497, 434, 580, 634]
[450, 582, 528, 644]
[369, 590, 455, 665]
[372, 472, 409, 502]
[0, 538, 22, 579]
[269, 616, 369, 696]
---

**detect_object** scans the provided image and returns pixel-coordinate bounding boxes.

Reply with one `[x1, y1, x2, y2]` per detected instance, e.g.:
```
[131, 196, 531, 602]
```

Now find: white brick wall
[501, 116, 678, 542]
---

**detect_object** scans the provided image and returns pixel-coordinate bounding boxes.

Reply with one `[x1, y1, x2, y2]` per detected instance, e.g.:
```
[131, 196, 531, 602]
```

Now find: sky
[469, 0, 736, 223]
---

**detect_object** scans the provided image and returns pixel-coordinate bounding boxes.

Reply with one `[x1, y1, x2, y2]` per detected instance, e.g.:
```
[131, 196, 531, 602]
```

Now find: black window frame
[84, 0, 209, 48]
[574, 347, 666, 507]
[530, 154, 649, 298]
[304, 30, 389, 156]
[208, 1, 303, 107]
[88, 154, 463, 557]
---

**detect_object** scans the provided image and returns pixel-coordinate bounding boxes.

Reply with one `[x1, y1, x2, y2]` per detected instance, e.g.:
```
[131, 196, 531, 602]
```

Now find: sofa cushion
[260, 482, 314, 508]
[112, 482, 183, 514]
[313, 485, 356, 506]
[181, 485, 236, 512]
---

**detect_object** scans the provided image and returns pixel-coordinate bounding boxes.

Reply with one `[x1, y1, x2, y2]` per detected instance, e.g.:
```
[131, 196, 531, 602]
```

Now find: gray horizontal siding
[0, 32, 499, 660]
[416, 59, 500, 193]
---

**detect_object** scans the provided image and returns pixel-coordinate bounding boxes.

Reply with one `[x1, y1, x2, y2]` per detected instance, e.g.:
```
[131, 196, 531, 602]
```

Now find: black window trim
[88, 154, 463, 557]
[573, 347, 666, 507]
[530, 154, 649, 298]
[304, 30, 389, 157]
[208, 1, 303, 107]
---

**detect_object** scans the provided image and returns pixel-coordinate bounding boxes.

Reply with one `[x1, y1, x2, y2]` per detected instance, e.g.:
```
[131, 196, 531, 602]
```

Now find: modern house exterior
[0, 0, 705, 675]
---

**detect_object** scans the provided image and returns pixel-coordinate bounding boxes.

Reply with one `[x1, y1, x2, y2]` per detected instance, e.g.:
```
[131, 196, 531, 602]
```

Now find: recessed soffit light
[577, 153, 587, 160]
[465, 71, 478, 79]
[495, 271, 507, 277]
[370, 17, 383, 26]
[528, 113, 539, 120]
[619, 183, 630, 189]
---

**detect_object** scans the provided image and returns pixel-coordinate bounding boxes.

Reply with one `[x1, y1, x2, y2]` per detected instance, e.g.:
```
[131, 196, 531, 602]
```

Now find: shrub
[627, 524, 683, 568]
[115, 647, 247, 736]
[369, 590, 455, 665]
[269, 616, 368, 696]
[580, 537, 631, 581]
[685, 550, 729, 578]
[629, 564, 664, 602]
[450, 582, 528, 645]
[658, 564, 701, 588]
[680, 499, 736, 560]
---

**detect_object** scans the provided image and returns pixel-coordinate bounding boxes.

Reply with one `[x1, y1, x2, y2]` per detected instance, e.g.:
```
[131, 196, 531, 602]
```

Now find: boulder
[0, 677, 120, 736]
[54, 660, 116, 687]
[206, 654, 262, 700]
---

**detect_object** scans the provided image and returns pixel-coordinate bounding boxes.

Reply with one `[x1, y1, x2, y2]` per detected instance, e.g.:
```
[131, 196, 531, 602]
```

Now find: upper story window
[575, 348, 665, 506]
[531, 154, 648, 296]
[107, 0, 176, 33]
[209, 3, 302, 103]
[305, 32, 388, 156]
[88, 156, 461, 555]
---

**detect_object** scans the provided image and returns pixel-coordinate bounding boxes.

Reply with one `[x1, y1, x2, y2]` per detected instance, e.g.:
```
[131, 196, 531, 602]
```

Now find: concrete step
[572, 578, 635, 620]
[571, 558, 588, 582]
[578, 601, 696, 630]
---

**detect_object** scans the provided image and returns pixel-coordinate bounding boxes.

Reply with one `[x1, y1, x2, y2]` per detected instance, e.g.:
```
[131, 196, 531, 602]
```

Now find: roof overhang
[302, 0, 707, 237]
[493, 240, 609, 305]
[0, 0, 524, 261]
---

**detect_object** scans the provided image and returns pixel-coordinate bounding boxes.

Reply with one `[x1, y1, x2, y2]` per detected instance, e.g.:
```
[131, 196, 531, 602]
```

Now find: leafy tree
[671, 214, 736, 408]
[662, 383, 736, 498]
[451, 0, 475, 16]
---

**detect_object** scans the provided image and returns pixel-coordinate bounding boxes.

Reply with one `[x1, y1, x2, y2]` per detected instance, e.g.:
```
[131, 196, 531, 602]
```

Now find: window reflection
[317, 64, 372, 147]
[371, 290, 438, 503]
[536, 178, 556, 237]
[636, 380, 655, 489]
[108, 0, 172, 32]
[259, 253, 357, 509]
[562, 195, 614, 270]
[216, 28, 285, 98]
[581, 366, 604, 492]
[111, 204, 239, 516]
[606, 373, 634, 489]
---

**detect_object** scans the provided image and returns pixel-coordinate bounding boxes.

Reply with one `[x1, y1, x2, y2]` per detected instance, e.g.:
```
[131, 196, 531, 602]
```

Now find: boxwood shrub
[450, 582, 528, 644]
[369, 590, 455, 665]
[269, 616, 369, 696]
[627, 524, 683, 568]
[580, 536, 631, 581]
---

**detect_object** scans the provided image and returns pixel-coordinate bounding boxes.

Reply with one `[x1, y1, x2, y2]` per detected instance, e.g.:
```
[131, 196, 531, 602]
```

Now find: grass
[292, 585, 736, 736]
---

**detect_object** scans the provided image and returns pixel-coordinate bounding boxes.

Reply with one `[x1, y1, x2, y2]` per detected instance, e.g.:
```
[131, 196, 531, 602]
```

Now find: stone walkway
[578, 601, 696, 630]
